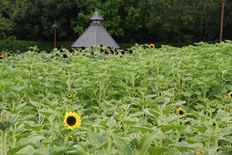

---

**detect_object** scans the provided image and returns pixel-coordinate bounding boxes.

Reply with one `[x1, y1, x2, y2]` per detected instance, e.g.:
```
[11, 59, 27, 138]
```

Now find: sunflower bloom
[64, 112, 81, 130]
[149, 43, 155, 49]
[66, 91, 73, 99]
[176, 107, 186, 115]
[228, 92, 232, 99]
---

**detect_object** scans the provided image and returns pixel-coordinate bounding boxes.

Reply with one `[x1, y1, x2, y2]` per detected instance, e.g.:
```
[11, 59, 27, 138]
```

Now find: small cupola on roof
[72, 11, 119, 48]
[90, 11, 103, 23]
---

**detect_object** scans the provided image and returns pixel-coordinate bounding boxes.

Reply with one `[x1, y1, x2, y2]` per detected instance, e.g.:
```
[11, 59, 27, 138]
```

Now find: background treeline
[0, 0, 232, 48]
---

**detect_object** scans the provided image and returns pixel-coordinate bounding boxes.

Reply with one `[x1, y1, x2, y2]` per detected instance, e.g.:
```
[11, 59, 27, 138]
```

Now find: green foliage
[224, 1, 232, 39]
[0, 41, 232, 154]
[0, 0, 232, 48]
[0, 15, 13, 38]
[71, 12, 90, 36]
[0, 39, 35, 52]
[0, 39, 73, 53]
[8, 0, 78, 40]
[142, 0, 222, 42]
[71, 0, 124, 37]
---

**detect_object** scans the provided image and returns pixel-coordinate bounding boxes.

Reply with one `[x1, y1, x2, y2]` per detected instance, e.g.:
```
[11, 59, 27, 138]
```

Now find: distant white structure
[72, 11, 119, 48]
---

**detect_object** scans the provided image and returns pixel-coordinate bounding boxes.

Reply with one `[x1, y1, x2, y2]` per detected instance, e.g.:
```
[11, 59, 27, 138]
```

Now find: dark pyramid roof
[72, 11, 119, 48]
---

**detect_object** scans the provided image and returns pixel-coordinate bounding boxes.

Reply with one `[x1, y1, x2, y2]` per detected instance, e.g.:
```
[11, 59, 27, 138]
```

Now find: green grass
[0, 41, 232, 155]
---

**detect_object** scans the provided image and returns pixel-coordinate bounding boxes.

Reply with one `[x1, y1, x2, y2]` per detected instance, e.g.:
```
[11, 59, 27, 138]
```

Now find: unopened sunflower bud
[0, 111, 13, 131]
[0, 121, 12, 131]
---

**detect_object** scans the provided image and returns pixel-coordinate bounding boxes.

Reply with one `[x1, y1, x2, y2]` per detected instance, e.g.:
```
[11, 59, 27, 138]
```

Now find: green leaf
[72, 144, 89, 155]
[186, 135, 210, 143]
[138, 130, 159, 154]
[18, 135, 44, 145]
[23, 122, 44, 131]
[29, 100, 42, 108]
[148, 146, 169, 155]
[159, 125, 186, 132]
[113, 134, 135, 155]
[8, 144, 29, 155]
[164, 115, 183, 123]
[88, 131, 107, 145]
[175, 141, 203, 151]
[131, 125, 154, 133]
[192, 125, 208, 133]
[17, 145, 36, 155]
[144, 108, 160, 118]
[8, 144, 37, 155]
[39, 108, 55, 117]
[48, 147, 67, 155]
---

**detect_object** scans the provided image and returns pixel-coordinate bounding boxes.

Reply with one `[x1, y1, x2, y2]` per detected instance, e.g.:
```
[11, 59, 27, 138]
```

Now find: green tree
[71, 0, 97, 36]
[193, 0, 221, 41]
[71, 0, 144, 42]
[118, 0, 143, 42]
[0, 15, 13, 38]
[224, 1, 232, 40]
[140, 0, 223, 43]
[9, 0, 78, 40]
[71, 0, 124, 38]
[142, 0, 198, 42]
[0, 0, 13, 38]
[1, 0, 231, 43]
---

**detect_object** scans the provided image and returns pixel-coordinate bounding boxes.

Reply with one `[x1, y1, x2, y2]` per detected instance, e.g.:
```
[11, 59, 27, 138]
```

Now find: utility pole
[220, 0, 225, 43]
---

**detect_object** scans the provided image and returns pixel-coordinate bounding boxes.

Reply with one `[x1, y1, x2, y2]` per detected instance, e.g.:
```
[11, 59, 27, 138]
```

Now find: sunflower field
[0, 41, 232, 155]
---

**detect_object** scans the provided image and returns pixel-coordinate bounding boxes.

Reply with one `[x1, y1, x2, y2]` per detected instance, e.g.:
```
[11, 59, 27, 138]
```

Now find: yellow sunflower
[176, 107, 186, 115]
[66, 91, 73, 99]
[64, 112, 81, 130]
[149, 43, 155, 49]
[228, 92, 232, 99]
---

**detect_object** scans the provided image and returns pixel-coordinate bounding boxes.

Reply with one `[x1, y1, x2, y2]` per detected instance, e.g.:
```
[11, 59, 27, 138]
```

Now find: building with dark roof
[72, 11, 119, 48]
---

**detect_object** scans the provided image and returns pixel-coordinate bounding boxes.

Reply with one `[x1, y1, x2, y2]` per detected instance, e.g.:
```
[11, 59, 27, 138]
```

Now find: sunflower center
[67, 116, 76, 126]
[230, 93, 232, 97]
[179, 110, 184, 115]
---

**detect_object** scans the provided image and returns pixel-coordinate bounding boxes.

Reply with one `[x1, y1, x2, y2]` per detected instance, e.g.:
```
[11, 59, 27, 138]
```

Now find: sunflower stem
[159, 128, 163, 147]
[63, 134, 69, 146]
[1, 129, 7, 155]
[12, 125, 16, 147]
[157, 105, 163, 126]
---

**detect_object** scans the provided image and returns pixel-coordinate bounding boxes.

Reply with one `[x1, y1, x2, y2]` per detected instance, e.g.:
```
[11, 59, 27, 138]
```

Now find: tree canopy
[0, 0, 231, 43]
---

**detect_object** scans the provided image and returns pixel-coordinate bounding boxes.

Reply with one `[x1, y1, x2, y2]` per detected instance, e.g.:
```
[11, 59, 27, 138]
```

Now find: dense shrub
[0, 39, 73, 53]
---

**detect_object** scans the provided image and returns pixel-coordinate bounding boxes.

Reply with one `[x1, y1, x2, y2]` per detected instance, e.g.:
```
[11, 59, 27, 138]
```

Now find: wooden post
[220, 0, 225, 43]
